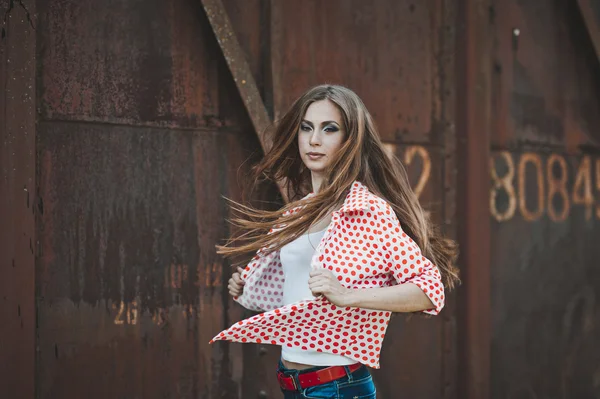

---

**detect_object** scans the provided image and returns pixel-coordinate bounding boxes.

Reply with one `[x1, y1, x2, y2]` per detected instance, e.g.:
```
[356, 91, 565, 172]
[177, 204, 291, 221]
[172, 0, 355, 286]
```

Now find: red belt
[277, 363, 363, 391]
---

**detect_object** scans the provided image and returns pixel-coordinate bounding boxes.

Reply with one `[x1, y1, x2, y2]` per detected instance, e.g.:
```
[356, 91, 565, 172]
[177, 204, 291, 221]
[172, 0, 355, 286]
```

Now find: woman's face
[298, 99, 345, 175]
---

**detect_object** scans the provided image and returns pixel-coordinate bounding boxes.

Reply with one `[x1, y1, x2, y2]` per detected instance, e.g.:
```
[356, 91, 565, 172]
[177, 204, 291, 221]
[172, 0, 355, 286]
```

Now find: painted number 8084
[490, 151, 600, 222]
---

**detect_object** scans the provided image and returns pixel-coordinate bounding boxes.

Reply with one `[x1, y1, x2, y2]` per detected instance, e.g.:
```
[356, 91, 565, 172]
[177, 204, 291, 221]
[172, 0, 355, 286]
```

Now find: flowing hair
[218, 85, 460, 289]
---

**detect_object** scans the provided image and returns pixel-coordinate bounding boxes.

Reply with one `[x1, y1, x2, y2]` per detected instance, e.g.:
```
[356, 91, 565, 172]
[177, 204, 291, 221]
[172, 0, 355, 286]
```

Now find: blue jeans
[277, 360, 376, 399]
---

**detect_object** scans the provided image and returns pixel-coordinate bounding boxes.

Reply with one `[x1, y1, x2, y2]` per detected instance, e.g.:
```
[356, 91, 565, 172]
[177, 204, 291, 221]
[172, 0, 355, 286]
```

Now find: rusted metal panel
[37, 0, 254, 130]
[36, 122, 261, 398]
[0, 1, 36, 398]
[490, 0, 600, 398]
[34, 0, 267, 397]
[490, 0, 600, 151]
[269, 0, 442, 146]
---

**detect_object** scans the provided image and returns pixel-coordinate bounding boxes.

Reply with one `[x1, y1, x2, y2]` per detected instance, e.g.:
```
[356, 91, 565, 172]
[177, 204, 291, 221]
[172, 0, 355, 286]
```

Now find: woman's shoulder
[339, 180, 394, 217]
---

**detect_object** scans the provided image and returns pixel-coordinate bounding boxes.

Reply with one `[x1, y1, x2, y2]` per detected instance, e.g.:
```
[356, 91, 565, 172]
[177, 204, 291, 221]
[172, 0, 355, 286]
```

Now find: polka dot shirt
[210, 181, 445, 369]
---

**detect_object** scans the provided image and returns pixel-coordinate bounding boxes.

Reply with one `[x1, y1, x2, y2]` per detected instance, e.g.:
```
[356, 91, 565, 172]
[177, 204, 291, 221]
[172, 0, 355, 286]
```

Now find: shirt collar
[303, 180, 373, 214]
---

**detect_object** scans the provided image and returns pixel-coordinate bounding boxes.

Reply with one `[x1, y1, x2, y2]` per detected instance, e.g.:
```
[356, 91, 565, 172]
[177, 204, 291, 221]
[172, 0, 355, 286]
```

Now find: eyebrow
[301, 120, 341, 127]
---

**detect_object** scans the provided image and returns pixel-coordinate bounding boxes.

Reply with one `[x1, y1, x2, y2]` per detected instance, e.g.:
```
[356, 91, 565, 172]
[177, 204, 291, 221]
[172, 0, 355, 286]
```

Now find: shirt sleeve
[380, 214, 445, 315]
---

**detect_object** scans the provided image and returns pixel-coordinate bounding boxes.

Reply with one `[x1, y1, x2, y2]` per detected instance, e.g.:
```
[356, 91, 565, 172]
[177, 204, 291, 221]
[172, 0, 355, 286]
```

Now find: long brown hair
[218, 85, 459, 289]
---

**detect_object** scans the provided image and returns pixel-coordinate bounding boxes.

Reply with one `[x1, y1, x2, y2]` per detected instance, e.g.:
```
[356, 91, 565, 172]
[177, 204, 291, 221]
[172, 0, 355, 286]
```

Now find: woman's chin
[305, 164, 328, 174]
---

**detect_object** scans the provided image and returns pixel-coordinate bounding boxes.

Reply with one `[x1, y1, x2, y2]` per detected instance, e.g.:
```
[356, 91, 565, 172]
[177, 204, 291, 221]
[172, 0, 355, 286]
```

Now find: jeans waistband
[277, 359, 369, 382]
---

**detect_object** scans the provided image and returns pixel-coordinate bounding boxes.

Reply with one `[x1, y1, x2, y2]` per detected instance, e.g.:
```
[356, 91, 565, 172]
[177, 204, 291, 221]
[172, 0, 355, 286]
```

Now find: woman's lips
[307, 153, 325, 160]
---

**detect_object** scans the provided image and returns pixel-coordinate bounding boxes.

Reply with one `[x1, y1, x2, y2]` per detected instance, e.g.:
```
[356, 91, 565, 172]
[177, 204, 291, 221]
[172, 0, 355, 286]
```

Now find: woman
[211, 85, 459, 398]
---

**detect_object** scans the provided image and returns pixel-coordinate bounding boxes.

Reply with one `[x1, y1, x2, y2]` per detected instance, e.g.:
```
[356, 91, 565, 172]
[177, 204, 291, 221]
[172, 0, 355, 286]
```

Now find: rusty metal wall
[34, 0, 274, 397]
[489, 0, 600, 398]
[0, 0, 36, 398]
[2, 0, 600, 398]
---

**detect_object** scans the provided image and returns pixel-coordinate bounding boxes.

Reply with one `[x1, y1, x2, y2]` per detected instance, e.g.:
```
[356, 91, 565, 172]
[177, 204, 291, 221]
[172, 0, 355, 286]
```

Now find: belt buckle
[291, 376, 299, 391]
[277, 371, 299, 391]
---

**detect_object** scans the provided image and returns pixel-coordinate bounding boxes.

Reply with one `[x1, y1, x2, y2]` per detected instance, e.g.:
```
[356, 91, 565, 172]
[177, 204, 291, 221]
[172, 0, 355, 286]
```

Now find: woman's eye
[324, 126, 339, 133]
[300, 124, 312, 132]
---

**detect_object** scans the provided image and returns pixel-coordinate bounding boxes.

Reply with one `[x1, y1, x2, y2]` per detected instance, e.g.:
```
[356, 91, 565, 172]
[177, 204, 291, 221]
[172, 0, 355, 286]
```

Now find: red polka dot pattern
[210, 181, 445, 369]
[235, 250, 284, 312]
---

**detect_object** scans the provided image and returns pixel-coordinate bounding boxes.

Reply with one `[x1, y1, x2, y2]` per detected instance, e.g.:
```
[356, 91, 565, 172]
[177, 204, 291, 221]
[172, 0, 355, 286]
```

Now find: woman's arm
[344, 282, 434, 312]
[309, 212, 445, 314]
[308, 269, 435, 312]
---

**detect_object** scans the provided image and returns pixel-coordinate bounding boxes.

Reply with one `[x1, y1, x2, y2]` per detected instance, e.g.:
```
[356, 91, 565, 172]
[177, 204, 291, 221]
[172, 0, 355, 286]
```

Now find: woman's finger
[228, 280, 242, 293]
[309, 283, 327, 293]
[308, 276, 329, 286]
[308, 274, 328, 283]
[232, 273, 244, 285]
[228, 278, 236, 289]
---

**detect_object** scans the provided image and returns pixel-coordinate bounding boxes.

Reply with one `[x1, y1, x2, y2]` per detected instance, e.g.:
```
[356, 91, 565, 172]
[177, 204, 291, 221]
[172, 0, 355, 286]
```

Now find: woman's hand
[308, 268, 352, 307]
[228, 267, 245, 297]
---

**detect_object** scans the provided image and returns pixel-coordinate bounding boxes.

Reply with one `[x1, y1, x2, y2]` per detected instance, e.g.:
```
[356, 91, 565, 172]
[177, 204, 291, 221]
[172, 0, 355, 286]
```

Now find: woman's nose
[309, 131, 321, 146]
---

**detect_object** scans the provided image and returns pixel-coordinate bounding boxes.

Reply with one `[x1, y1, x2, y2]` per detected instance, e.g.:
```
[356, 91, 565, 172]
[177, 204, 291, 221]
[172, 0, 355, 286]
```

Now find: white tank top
[279, 227, 356, 366]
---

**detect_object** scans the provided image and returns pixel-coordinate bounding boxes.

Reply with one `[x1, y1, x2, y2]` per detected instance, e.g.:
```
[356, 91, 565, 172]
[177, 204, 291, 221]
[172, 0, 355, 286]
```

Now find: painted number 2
[384, 144, 432, 202]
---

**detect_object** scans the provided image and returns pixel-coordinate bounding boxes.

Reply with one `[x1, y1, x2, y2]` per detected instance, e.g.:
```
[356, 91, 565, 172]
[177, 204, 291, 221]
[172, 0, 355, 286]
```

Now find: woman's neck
[311, 172, 324, 193]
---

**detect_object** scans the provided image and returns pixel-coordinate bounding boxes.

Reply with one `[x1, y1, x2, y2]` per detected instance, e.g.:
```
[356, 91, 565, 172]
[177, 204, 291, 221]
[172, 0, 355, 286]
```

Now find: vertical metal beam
[455, 0, 492, 398]
[0, 1, 36, 398]
[439, 0, 459, 396]
[577, 0, 600, 64]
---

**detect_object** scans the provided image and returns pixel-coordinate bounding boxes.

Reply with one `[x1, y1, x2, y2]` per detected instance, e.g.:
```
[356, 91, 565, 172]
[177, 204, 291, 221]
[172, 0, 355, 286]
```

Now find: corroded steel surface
[34, 0, 265, 397]
[490, 1, 600, 398]
[270, 0, 444, 146]
[0, 1, 36, 398]
[37, 0, 252, 130]
[36, 123, 257, 398]
[3, 0, 600, 398]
